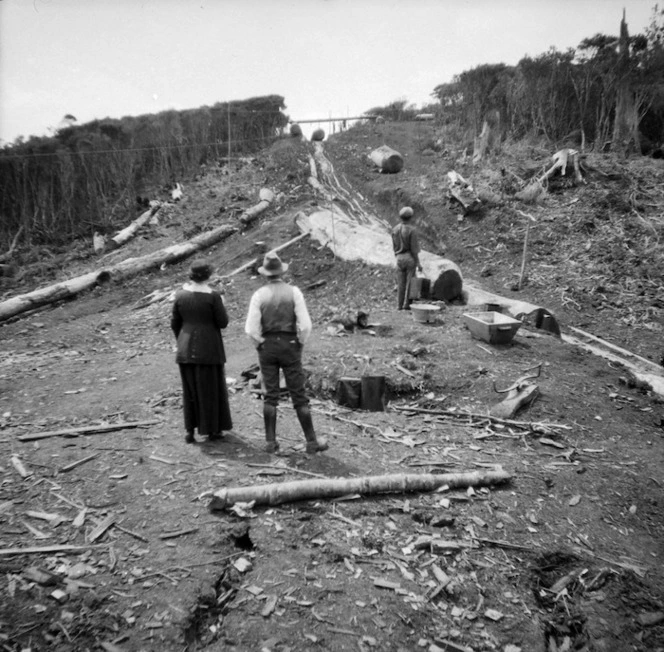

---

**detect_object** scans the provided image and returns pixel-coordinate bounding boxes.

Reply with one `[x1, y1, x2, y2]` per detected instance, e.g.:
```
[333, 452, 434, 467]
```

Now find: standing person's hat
[258, 252, 289, 276]
[189, 259, 213, 282]
[399, 206, 414, 219]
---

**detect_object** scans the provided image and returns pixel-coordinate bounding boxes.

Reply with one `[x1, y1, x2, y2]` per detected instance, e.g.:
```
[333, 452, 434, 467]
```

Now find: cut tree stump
[538, 148, 585, 185]
[447, 170, 481, 215]
[211, 469, 511, 509]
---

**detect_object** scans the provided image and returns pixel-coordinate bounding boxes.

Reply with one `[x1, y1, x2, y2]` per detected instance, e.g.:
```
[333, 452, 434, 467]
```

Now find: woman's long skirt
[178, 363, 232, 435]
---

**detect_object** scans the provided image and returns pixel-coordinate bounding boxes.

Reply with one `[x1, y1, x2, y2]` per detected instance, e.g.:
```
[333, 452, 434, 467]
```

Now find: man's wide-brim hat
[258, 252, 289, 276]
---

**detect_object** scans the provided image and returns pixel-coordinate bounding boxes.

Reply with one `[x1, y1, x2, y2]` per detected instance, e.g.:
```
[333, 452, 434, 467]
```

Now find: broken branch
[18, 420, 159, 442]
[392, 405, 570, 432]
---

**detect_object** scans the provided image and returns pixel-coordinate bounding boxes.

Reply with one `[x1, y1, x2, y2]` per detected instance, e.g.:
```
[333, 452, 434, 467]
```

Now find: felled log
[0, 224, 237, 322]
[132, 233, 309, 310]
[426, 259, 463, 302]
[239, 188, 275, 225]
[369, 145, 404, 174]
[210, 469, 511, 509]
[108, 204, 161, 250]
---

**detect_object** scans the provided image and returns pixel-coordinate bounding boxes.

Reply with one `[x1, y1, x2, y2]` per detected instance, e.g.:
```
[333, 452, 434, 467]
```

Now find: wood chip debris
[88, 514, 116, 543]
[11, 454, 31, 478]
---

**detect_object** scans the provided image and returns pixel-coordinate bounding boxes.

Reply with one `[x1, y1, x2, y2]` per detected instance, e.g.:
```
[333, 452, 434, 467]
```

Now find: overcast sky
[0, 0, 657, 144]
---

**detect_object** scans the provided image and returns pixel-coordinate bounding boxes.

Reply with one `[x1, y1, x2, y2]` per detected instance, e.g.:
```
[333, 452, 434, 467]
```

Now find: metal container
[411, 303, 441, 324]
[462, 311, 521, 344]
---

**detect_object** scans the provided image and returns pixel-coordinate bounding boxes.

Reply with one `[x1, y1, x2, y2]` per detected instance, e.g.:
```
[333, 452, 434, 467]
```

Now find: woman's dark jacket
[171, 290, 228, 365]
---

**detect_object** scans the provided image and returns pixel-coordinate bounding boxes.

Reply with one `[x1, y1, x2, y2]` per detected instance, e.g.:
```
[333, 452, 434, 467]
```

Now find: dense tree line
[372, 10, 664, 157]
[0, 95, 288, 248]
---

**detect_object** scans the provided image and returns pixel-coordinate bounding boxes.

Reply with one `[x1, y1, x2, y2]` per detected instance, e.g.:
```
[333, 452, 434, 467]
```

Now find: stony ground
[1, 122, 663, 652]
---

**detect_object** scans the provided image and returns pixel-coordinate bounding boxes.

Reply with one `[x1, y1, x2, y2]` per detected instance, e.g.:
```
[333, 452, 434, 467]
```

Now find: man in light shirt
[245, 252, 328, 454]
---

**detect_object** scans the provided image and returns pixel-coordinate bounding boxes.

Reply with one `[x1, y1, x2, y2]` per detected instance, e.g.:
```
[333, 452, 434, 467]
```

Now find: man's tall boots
[296, 405, 328, 454]
[263, 404, 279, 454]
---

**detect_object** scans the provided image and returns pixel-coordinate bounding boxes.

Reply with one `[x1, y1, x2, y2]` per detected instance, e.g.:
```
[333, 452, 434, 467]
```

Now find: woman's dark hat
[258, 253, 288, 276]
[189, 259, 213, 281]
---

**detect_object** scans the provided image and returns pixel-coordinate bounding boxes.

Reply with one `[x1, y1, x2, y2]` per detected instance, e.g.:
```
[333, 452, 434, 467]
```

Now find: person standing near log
[171, 259, 232, 443]
[391, 206, 423, 310]
[244, 252, 328, 455]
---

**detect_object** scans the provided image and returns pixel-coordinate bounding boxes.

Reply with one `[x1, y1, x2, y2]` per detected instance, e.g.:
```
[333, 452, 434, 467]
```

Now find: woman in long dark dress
[171, 260, 232, 443]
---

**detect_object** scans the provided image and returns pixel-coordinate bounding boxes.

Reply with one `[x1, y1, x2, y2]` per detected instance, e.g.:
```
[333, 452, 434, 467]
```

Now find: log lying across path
[210, 469, 511, 509]
[0, 223, 238, 322]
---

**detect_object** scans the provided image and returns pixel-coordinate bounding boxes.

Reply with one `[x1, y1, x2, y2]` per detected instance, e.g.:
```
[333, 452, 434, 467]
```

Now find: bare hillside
[1, 122, 663, 652]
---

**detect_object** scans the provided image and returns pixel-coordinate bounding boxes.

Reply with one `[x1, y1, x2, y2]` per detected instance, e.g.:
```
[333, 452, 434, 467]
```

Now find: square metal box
[462, 311, 522, 344]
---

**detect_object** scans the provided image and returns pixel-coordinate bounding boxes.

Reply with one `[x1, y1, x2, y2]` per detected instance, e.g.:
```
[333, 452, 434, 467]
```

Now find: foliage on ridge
[0, 95, 288, 247]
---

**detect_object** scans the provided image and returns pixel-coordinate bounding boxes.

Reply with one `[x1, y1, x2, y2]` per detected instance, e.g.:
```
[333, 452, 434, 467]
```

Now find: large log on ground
[369, 145, 404, 173]
[210, 469, 511, 509]
[0, 224, 238, 322]
[425, 259, 463, 302]
[239, 188, 275, 225]
[108, 204, 161, 249]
